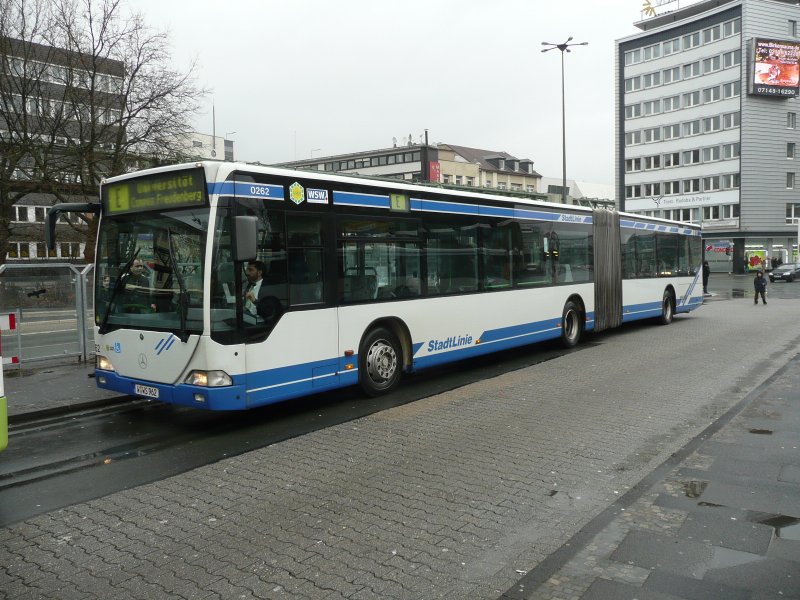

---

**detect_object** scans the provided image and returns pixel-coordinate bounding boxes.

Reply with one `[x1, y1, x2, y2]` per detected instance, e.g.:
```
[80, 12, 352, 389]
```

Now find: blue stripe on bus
[333, 191, 390, 208]
[208, 181, 285, 200]
[619, 219, 699, 237]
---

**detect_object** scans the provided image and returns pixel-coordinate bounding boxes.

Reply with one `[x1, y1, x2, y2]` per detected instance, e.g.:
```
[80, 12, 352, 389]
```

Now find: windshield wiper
[166, 228, 190, 343]
[98, 248, 140, 335]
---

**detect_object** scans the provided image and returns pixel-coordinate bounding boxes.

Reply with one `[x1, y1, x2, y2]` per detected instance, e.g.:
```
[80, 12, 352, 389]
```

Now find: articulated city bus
[47, 162, 703, 411]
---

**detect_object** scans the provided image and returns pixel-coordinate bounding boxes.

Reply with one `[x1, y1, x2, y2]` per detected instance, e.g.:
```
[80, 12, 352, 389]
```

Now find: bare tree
[0, 0, 207, 264]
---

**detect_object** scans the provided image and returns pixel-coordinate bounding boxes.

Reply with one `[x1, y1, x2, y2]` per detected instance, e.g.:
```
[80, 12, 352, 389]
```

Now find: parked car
[769, 263, 800, 282]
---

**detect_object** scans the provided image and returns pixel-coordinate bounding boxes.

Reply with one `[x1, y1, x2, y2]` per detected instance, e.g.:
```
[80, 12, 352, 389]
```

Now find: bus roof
[102, 161, 700, 232]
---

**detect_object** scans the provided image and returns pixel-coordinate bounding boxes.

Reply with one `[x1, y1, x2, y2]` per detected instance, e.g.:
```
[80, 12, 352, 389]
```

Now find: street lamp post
[542, 37, 587, 204]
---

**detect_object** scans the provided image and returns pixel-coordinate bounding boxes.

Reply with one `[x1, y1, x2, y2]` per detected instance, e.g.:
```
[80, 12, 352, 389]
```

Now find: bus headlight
[184, 370, 232, 387]
[96, 355, 115, 372]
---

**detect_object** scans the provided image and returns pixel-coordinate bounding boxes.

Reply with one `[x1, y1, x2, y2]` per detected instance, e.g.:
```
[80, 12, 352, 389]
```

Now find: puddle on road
[757, 515, 800, 540]
[683, 480, 708, 498]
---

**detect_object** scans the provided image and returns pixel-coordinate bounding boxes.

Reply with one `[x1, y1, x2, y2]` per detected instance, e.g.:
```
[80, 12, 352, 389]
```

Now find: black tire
[560, 300, 583, 348]
[359, 327, 402, 397]
[659, 290, 674, 325]
[788, 275, 794, 283]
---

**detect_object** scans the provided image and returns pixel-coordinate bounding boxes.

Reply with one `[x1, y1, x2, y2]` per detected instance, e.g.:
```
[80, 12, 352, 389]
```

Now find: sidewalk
[2, 297, 799, 599]
[505, 353, 800, 599]
[2, 359, 123, 420]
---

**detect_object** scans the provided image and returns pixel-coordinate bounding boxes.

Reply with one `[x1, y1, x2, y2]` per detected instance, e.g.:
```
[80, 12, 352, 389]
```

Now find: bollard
[0, 312, 17, 452]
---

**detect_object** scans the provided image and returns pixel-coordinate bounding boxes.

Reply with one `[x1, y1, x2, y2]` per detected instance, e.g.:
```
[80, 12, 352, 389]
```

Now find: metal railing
[0, 263, 95, 366]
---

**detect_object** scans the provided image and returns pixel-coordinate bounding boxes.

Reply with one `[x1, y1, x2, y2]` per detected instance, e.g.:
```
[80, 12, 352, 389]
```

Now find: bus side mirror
[232, 215, 258, 262]
[45, 203, 101, 250]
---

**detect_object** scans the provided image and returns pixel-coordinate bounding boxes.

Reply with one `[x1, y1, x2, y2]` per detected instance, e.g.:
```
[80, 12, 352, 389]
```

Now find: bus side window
[287, 215, 324, 306]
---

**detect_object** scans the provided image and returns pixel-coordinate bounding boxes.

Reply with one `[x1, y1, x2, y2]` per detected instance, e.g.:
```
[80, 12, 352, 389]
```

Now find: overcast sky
[127, 0, 687, 185]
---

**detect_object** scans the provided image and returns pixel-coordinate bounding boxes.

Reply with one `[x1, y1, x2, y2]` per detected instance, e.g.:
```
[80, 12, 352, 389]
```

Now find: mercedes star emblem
[138, 353, 148, 369]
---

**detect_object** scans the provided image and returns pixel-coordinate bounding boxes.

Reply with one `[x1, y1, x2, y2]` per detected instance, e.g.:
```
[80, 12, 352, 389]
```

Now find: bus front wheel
[659, 290, 675, 325]
[359, 327, 402, 397]
[560, 300, 583, 348]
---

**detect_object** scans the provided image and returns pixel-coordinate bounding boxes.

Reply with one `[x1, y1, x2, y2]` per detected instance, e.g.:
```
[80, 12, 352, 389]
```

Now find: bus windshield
[95, 207, 209, 334]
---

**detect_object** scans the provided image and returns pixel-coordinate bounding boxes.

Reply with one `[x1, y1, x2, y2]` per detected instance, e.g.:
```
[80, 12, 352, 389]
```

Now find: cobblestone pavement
[512, 354, 800, 600]
[1, 293, 799, 599]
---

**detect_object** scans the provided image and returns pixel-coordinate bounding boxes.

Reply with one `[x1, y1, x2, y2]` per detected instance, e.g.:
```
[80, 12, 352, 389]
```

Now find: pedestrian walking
[754, 270, 767, 305]
[702, 260, 710, 294]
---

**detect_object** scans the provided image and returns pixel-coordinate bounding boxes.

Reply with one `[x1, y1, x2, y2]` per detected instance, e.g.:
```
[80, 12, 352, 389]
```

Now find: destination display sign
[103, 168, 207, 215]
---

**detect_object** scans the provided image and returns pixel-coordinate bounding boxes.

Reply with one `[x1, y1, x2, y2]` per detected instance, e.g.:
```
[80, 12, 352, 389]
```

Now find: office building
[616, 0, 800, 271]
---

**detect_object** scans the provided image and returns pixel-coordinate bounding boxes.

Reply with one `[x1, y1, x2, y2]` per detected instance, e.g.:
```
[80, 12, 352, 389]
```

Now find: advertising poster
[752, 38, 800, 97]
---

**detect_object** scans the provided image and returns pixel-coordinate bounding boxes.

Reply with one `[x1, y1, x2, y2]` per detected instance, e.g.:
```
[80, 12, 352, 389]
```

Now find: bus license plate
[134, 384, 159, 399]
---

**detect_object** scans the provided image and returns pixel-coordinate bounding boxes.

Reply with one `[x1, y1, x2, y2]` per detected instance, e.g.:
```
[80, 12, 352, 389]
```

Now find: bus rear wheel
[659, 290, 675, 325]
[359, 327, 402, 397]
[560, 300, 583, 348]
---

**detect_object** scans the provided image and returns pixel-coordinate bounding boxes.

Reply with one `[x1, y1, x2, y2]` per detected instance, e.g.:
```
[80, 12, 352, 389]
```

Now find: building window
[644, 182, 661, 196]
[644, 155, 661, 170]
[789, 143, 796, 159]
[663, 38, 681, 55]
[455, 176, 462, 185]
[662, 66, 681, 84]
[703, 146, 721, 162]
[625, 131, 642, 146]
[683, 120, 701, 136]
[644, 127, 661, 143]
[702, 55, 722, 74]
[723, 49, 741, 68]
[786, 203, 800, 223]
[683, 62, 701, 79]
[703, 116, 722, 133]
[723, 18, 741, 37]
[788, 172, 795, 189]
[497, 182, 506, 190]
[663, 152, 680, 167]
[192, 140, 203, 148]
[723, 143, 740, 159]
[625, 48, 642, 65]
[723, 112, 740, 129]
[625, 76, 642, 92]
[703, 176, 721, 191]
[643, 71, 661, 88]
[643, 99, 661, 115]
[625, 158, 642, 173]
[443, 174, 451, 184]
[662, 95, 680, 112]
[664, 180, 681, 194]
[683, 91, 701, 107]
[683, 149, 701, 165]
[683, 179, 701, 193]
[723, 81, 741, 98]
[625, 185, 642, 199]
[789, 112, 797, 129]
[466, 177, 474, 186]
[643, 44, 661, 60]
[703, 86, 721, 103]
[791, 20, 798, 37]
[625, 104, 642, 119]
[663, 124, 681, 140]
[722, 173, 740, 189]
[704, 206, 721, 220]
[703, 25, 721, 44]
[683, 32, 701, 49]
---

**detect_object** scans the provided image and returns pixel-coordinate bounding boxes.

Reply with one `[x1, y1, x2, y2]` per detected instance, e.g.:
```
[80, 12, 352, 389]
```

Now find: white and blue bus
[46, 162, 703, 410]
